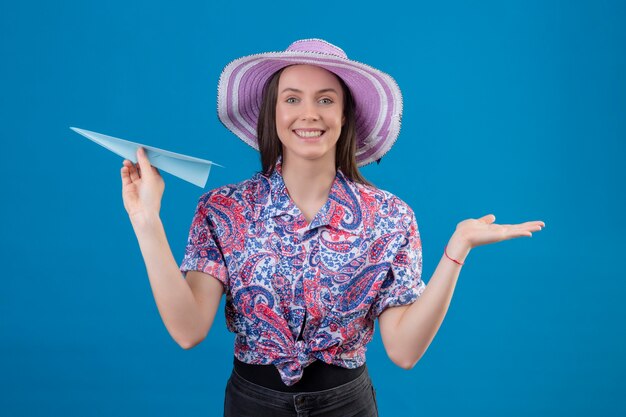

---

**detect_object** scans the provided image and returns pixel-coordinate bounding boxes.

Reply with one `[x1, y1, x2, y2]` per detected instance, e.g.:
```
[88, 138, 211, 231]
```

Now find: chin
[285, 148, 335, 163]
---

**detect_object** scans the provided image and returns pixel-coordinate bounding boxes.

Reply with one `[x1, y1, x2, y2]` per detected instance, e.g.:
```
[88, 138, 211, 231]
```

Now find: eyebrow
[280, 87, 339, 95]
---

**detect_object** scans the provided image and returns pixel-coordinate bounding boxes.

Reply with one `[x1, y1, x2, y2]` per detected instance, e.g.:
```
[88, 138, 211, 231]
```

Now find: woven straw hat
[217, 38, 403, 167]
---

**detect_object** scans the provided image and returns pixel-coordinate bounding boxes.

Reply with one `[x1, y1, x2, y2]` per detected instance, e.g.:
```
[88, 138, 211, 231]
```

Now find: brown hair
[256, 66, 374, 187]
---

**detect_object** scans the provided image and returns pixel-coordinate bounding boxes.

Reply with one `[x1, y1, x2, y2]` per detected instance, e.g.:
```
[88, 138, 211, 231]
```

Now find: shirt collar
[253, 155, 364, 236]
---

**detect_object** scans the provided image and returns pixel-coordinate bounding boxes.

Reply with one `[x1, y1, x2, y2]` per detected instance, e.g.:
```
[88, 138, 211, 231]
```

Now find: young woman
[120, 39, 545, 416]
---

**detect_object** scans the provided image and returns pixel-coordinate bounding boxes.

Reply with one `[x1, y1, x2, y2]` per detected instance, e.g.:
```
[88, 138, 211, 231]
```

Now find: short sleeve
[179, 194, 229, 290]
[370, 210, 426, 319]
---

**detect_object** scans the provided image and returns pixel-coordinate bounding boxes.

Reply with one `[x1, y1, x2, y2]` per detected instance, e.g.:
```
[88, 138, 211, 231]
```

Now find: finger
[129, 161, 140, 182]
[136, 147, 153, 177]
[507, 230, 532, 239]
[498, 224, 532, 240]
[517, 220, 545, 228]
[479, 214, 496, 224]
[121, 165, 132, 186]
[122, 159, 134, 172]
[501, 222, 544, 235]
[516, 222, 544, 232]
[511, 224, 542, 234]
[515, 225, 540, 238]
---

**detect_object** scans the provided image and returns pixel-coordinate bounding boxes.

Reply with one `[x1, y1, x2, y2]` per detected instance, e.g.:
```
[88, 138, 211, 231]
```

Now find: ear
[342, 115, 346, 126]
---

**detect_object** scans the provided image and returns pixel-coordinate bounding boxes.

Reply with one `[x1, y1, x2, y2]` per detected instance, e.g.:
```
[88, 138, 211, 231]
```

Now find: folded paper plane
[70, 127, 223, 188]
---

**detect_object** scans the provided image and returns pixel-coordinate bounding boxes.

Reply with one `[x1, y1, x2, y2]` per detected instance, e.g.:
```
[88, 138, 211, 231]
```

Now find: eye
[319, 98, 334, 104]
[286, 97, 299, 104]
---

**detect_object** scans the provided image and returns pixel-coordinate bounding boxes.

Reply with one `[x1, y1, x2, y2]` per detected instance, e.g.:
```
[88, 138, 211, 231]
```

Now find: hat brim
[217, 50, 403, 167]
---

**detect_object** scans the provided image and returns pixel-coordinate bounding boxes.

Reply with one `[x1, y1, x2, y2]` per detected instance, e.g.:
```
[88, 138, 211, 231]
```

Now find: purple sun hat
[217, 38, 403, 167]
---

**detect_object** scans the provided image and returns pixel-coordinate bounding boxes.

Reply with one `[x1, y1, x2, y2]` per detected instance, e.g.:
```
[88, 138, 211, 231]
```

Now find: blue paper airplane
[70, 127, 222, 188]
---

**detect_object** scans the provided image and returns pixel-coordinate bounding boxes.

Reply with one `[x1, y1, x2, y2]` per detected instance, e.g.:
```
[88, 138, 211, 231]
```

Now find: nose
[300, 100, 319, 121]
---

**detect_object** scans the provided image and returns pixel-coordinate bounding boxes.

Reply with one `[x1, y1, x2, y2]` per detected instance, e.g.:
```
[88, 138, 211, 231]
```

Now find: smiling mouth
[293, 129, 325, 138]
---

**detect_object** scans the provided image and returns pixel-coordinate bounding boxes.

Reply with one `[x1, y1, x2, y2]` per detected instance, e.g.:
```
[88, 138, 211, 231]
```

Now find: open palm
[456, 214, 545, 249]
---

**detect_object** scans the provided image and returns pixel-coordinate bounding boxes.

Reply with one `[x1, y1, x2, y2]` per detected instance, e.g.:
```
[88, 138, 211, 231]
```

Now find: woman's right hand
[121, 147, 165, 223]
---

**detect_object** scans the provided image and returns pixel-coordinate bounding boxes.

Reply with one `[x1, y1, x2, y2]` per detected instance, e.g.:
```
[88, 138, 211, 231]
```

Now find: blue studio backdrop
[1, 1, 624, 416]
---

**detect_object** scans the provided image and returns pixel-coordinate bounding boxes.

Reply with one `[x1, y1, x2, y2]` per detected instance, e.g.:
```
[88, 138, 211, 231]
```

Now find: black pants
[223, 364, 379, 416]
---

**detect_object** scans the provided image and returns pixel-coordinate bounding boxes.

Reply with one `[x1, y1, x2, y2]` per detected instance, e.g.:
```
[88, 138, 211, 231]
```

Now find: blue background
[1, 0, 624, 416]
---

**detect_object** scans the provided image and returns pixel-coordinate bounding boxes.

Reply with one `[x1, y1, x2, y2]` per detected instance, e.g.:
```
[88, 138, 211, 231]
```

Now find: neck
[281, 153, 336, 203]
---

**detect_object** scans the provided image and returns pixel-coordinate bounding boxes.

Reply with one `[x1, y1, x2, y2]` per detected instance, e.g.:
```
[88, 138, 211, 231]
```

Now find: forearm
[393, 234, 471, 369]
[131, 213, 204, 348]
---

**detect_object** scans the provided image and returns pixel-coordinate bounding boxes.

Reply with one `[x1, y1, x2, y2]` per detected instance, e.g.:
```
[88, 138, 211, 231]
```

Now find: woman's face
[275, 64, 345, 166]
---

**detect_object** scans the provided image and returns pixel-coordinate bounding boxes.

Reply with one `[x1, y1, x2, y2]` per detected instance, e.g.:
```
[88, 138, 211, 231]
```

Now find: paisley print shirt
[179, 155, 426, 386]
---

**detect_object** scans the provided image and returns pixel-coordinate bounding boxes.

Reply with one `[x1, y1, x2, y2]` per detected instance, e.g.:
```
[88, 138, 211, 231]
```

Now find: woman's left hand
[454, 214, 545, 250]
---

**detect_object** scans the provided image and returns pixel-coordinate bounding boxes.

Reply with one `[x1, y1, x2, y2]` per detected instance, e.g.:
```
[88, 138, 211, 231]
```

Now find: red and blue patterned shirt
[179, 155, 426, 386]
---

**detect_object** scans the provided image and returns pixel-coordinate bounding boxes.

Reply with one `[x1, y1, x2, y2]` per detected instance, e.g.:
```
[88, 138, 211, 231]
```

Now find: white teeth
[295, 130, 323, 138]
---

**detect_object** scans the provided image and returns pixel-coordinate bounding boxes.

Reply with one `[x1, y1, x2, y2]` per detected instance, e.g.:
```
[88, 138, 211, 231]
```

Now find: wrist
[130, 211, 162, 232]
[445, 234, 471, 265]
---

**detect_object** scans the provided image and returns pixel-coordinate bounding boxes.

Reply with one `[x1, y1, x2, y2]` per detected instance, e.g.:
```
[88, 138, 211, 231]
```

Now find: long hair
[256, 66, 374, 187]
